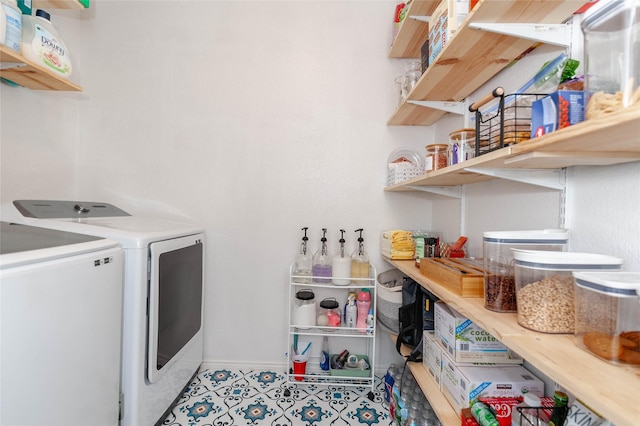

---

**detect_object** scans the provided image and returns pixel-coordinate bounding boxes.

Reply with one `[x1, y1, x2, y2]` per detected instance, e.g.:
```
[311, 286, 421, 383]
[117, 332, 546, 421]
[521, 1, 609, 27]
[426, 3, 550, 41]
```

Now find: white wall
[1, 1, 638, 373]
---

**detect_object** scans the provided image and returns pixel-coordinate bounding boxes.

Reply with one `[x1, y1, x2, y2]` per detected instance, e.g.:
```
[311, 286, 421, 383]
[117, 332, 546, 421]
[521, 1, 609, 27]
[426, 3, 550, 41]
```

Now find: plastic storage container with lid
[21, 9, 73, 79]
[425, 144, 449, 172]
[292, 289, 316, 329]
[573, 271, 640, 365]
[482, 229, 569, 313]
[513, 250, 623, 334]
[582, 0, 640, 119]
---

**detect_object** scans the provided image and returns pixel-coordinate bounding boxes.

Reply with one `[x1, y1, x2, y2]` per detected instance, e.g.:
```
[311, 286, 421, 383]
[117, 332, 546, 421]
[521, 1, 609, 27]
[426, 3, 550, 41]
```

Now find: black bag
[396, 276, 439, 362]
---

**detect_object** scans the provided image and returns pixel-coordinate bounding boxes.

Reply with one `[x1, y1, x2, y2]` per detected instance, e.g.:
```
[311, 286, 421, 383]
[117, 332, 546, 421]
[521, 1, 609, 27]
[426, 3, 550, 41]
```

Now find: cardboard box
[565, 399, 604, 426]
[421, 37, 430, 73]
[441, 360, 544, 415]
[434, 301, 523, 364]
[428, 1, 469, 64]
[531, 90, 585, 138]
[423, 330, 443, 389]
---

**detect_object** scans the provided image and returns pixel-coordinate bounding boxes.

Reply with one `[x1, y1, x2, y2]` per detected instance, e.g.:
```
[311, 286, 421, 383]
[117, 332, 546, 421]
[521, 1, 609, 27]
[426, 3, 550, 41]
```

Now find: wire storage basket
[469, 87, 547, 157]
[513, 405, 567, 426]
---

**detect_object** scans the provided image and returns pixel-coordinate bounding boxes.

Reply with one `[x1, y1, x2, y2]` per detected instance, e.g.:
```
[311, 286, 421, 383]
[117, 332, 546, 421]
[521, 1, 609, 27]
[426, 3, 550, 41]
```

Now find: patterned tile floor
[161, 368, 394, 425]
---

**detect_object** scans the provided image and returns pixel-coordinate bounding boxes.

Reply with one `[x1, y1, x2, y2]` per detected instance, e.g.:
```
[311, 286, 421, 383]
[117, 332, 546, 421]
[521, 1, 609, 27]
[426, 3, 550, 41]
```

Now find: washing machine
[4, 200, 206, 426]
[0, 221, 124, 426]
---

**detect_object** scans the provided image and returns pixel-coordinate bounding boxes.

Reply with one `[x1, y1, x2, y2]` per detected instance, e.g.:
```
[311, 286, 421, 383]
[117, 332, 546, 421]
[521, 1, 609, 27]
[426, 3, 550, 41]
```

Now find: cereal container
[573, 271, 640, 366]
[482, 229, 569, 313]
[513, 250, 623, 334]
[582, 0, 640, 119]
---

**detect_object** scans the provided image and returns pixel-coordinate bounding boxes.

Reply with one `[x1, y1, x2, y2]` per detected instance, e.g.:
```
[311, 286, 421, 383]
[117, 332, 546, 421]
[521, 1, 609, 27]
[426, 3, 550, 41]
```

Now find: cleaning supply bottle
[293, 227, 312, 283]
[351, 228, 370, 282]
[312, 228, 332, 283]
[21, 9, 72, 78]
[320, 336, 330, 371]
[344, 291, 357, 327]
[366, 308, 374, 334]
[332, 229, 351, 285]
[0, 0, 21, 53]
[356, 289, 371, 332]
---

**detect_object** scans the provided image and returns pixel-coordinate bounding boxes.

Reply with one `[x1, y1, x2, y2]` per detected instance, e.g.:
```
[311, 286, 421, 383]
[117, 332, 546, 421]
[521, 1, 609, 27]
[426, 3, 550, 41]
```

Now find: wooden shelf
[391, 335, 460, 426]
[388, 0, 439, 59]
[0, 46, 82, 91]
[33, 0, 87, 10]
[385, 258, 640, 426]
[387, 0, 585, 126]
[385, 107, 640, 191]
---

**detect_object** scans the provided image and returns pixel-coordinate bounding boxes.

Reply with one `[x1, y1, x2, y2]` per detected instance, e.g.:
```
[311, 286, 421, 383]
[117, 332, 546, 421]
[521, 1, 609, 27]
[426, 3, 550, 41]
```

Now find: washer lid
[0, 222, 119, 269]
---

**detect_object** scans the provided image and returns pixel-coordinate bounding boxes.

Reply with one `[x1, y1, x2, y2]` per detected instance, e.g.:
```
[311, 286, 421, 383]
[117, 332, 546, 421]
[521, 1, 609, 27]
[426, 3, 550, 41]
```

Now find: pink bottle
[356, 289, 371, 331]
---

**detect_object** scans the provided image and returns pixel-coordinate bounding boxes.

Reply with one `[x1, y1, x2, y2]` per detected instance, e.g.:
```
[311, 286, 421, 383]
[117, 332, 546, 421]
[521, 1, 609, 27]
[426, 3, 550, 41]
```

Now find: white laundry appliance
[0, 221, 124, 426]
[4, 200, 206, 426]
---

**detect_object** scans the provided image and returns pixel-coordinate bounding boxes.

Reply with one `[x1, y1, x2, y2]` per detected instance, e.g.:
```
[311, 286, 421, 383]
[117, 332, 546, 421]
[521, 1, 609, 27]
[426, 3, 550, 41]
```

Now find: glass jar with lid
[317, 297, 341, 330]
[425, 144, 449, 172]
[292, 289, 316, 329]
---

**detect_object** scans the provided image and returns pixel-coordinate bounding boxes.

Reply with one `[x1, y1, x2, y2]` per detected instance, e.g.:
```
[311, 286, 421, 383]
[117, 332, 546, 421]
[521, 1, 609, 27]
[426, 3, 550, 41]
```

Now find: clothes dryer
[4, 200, 206, 426]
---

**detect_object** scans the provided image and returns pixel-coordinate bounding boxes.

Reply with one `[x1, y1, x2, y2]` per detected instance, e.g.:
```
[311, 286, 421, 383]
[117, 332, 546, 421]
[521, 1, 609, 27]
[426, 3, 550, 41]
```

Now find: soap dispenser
[332, 229, 351, 285]
[293, 227, 312, 283]
[312, 228, 332, 283]
[351, 228, 370, 282]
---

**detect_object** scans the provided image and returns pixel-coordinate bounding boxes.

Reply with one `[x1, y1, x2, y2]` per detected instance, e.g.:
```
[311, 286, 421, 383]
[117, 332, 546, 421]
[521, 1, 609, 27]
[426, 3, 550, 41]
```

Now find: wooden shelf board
[386, 259, 640, 426]
[387, 101, 448, 126]
[388, 1, 439, 59]
[384, 108, 640, 192]
[388, 0, 585, 126]
[0, 46, 81, 91]
[33, 0, 86, 10]
[391, 335, 460, 426]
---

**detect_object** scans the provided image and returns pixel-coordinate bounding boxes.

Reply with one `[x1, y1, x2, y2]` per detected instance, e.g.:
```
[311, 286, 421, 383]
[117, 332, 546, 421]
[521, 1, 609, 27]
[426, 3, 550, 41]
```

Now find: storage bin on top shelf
[469, 87, 547, 157]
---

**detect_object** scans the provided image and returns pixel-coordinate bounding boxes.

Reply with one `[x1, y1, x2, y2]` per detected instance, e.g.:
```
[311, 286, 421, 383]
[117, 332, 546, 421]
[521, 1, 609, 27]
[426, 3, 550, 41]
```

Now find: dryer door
[147, 233, 205, 384]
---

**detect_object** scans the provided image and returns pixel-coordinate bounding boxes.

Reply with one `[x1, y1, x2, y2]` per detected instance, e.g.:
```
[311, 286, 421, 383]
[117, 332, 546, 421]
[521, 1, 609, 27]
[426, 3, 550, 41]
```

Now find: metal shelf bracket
[409, 15, 430, 23]
[463, 167, 567, 190]
[468, 22, 572, 47]
[0, 62, 26, 70]
[405, 185, 462, 198]
[407, 100, 466, 115]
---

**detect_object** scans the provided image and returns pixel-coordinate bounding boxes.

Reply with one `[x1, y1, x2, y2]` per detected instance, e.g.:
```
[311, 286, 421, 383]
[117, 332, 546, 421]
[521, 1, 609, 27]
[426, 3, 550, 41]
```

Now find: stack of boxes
[424, 301, 545, 425]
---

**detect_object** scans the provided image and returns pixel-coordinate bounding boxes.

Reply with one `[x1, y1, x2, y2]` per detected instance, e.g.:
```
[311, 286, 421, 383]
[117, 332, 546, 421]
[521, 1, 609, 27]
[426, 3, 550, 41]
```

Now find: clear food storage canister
[449, 128, 476, 164]
[513, 250, 623, 334]
[482, 229, 569, 313]
[425, 144, 449, 172]
[582, 0, 640, 119]
[573, 271, 640, 366]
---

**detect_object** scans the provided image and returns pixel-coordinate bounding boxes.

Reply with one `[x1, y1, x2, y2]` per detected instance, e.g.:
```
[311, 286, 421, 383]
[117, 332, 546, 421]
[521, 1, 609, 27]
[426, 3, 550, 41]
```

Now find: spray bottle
[312, 228, 332, 283]
[293, 227, 312, 283]
[351, 228, 370, 282]
[332, 229, 351, 285]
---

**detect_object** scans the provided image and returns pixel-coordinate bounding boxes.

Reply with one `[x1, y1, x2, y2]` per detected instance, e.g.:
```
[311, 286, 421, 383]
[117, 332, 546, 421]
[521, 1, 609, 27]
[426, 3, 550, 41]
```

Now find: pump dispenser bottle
[351, 228, 370, 282]
[332, 229, 351, 285]
[293, 227, 312, 283]
[312, 228, 332, 283]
